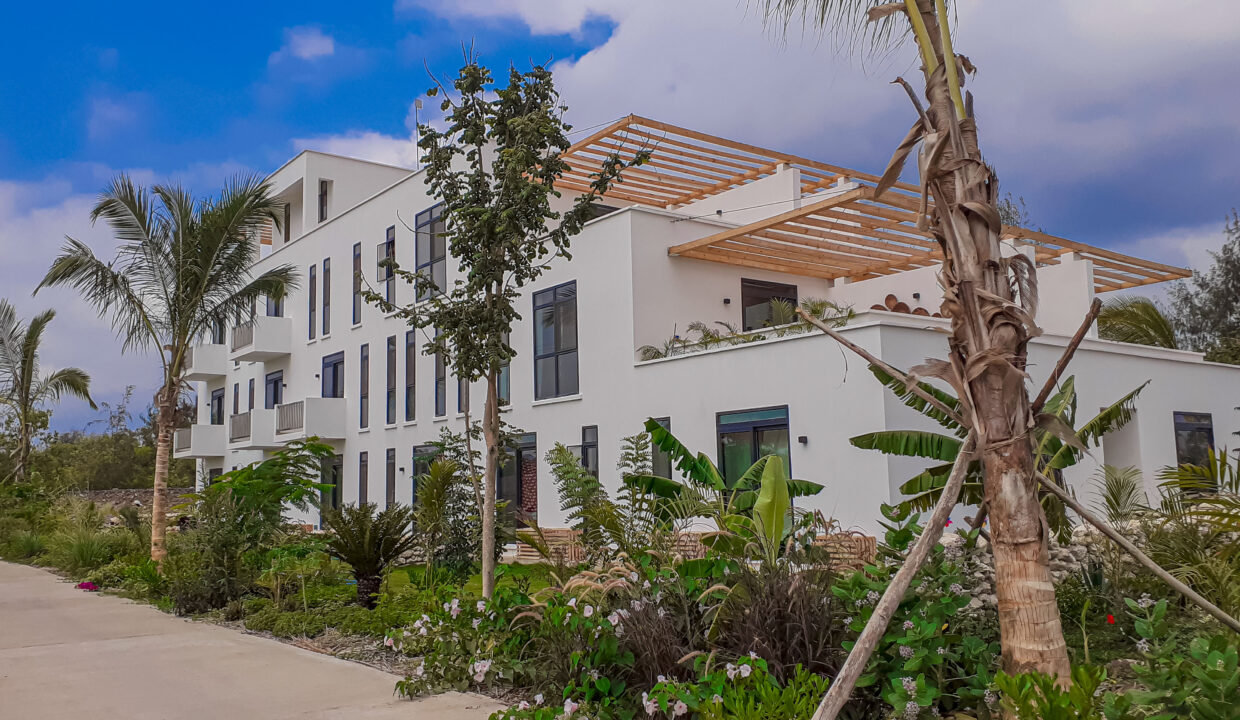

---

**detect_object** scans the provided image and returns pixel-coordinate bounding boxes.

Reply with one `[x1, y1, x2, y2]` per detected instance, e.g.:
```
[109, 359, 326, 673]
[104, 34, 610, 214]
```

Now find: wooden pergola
[559, 115, 1189, 292]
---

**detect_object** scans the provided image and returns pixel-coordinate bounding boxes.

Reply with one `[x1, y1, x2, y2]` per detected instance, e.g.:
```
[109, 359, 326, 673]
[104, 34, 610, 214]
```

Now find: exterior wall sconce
[798, 435, 808, 445]
[723, 297, 731, 305]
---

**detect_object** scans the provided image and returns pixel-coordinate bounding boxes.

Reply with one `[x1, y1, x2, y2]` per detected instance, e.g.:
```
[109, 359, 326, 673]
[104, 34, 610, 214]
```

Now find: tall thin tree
[760, 0, 1073, 688]
[0, 300, 96, 482]
[366, 56, 644, 597]
[38, 175, 296, 563]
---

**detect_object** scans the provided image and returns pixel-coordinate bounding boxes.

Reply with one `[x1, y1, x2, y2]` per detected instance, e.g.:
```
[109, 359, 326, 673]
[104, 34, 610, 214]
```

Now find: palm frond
[1098, 296, 1179, 349]
[1090, 465, 1147, 526]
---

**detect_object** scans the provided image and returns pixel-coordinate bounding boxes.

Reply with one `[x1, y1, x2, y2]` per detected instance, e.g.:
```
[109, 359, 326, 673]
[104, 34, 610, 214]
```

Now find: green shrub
[270, 611, 327, 638]
[163, 550, 220, 615]
[85, 556, 139, 588]
[642, 656, 831, 720]
[122, 557, 165, 597]
[322, 605, 389, 637]
[994, 666, 1107, 719]
[243, 605, 281, 633]
[5, 529, 46, 559]
[320, 502, 417, 608]
[46, 527, 126, 575]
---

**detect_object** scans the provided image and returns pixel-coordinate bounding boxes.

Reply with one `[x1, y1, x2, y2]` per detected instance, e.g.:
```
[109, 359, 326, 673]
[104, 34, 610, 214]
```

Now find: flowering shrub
[642, 655, 830, 720]
[75, 580, 100, 591]
[832, 504, 999, 719]
[393, 587, 529, 697]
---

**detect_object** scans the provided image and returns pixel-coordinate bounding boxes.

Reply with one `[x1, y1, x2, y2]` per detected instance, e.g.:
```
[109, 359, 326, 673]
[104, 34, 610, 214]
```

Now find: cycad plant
[0, 299, 96, 483]
[320, 502, 417, 608]
[38, 175, 297, 563]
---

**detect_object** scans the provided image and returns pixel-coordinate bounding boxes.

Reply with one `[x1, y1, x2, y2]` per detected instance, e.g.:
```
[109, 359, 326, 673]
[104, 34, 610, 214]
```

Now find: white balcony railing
[229, 412, 252, 442]
[227, 316, 292, 362]
[276, 401, 305, 434]
[231, 322, 255, 352]
[173, 427, 192, 451]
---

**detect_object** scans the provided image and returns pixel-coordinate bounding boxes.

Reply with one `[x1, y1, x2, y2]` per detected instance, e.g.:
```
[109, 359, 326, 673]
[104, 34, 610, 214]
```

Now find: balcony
[273, 398, 347, 442]
[229, 316, 292, 362]
[183, 343, 228, 381]
[226, 409, 280, 450]
[172, 424, 225, 459]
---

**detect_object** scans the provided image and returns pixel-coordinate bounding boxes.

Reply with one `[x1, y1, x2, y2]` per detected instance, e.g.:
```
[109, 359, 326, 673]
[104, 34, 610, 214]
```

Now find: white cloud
[292, 129, 420, 169]
[87, 95, 142, 141]
[270, 26, 336, 64]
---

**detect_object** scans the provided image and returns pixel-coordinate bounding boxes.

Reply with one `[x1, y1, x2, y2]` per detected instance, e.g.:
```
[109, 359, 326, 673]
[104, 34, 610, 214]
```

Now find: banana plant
[850, 366, 1146, 541]
[624, 418, 823, 562]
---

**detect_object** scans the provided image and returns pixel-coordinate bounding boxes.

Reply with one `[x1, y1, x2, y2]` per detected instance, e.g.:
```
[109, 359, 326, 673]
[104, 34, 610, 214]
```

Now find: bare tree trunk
[479, 366, 500, 599]
[150, 382, 174, 566]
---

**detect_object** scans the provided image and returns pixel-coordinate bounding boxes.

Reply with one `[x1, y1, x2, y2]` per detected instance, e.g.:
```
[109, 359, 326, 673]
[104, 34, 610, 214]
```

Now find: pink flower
[76, 581, 99, 592]
[563, 698, 579, 715]
[673, 700, 688, 716]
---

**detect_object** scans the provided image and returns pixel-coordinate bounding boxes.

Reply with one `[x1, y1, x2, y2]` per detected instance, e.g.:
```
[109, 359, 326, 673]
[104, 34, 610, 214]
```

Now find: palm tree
[37, 175, 296, 563]
[759, 0, 1073, 696]
[1099, 295, 1179, 348]
[0, 300, 96, 482]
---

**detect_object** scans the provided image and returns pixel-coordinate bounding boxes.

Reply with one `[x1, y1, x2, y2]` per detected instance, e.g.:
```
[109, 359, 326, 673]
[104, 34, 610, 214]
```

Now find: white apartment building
[176, 115, 1240, 533]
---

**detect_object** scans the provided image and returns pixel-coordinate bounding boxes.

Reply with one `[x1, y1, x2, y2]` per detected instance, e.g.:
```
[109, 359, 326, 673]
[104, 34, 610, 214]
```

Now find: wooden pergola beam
[667, 187, 869, 256]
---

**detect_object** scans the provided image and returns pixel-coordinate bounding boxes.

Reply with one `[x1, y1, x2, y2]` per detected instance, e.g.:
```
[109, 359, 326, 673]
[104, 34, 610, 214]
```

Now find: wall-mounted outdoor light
[798, 435, 808, 445]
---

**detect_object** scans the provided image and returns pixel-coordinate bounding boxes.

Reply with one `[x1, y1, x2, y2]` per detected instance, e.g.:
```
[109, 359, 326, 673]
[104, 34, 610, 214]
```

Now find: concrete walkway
[0, 562, 506, 719]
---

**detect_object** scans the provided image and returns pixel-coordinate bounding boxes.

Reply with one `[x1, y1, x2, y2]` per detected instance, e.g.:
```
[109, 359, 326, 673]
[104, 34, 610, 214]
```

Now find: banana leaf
[850, 430, 962, 461]
[897, 461, 985, 513]
[645, 418, 725, 490]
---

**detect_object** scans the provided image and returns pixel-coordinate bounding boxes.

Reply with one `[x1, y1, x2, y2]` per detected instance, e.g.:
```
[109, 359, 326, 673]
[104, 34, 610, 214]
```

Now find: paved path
[0, 562, 505, 719]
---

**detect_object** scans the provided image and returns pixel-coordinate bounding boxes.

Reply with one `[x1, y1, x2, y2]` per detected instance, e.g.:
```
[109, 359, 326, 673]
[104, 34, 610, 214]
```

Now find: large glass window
[247, 379, 255, 411]
[580, 426, 599, 478]
[651, 417, 672, 478]
[318, 179, 330, 222]
[740, 279, 798, 331]
[405, 331, 417, 421]
[209, 388, 225, 425]
[322, 257, 331, 335]
[352, 243, 362, 325]
[416, 205, 446, 301]
[385, 448, 396, 509]
[320, 454, 342, 522]
[1173, 411, 1215, 468]
[359, 344, 370, 429]
[533, 281, 579, 400]
[413, 444, 439, 506]
[210, 320, 226, 345]
[434, 331, 447, 417]
[386, 335, 397, 425]
[321, 352, 345, 399]
[717, 406, 790, 487]
[264, 371, 283, 410]
[377, 228, 396, 304]
[282, 203, 291, 244]
[266, 293, 284, 318]
[232, 383, 239, 415]
[358, 451, 369, 505]
[308, 264, 317, 340]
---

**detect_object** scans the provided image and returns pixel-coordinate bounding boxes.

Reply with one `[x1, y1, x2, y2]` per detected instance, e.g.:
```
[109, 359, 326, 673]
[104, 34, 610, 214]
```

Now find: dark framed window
[352, 243, 362, 325]
[266, 294, 284, 318]
[247, 378, 255, 411]
[434, 332, 447, 417]
[1173, 412, 1215, 469]
[413, 444, 440, 505]
[207, 467, 223, 484]
[209, 388, 225, 425]
[358, 451, 369, 505]
[377, 226, 396, 304]
[210, 320, 226, 345]
[308, 264, 317, 340]
[318, 179, 329, 222]
[322, 352, 345, 399]
[386, 335, 397, 425]
[497, 433, 537, 515]
[232, 383, 239, 415]
[264, 371, 283, 410]
[740, 278, 798, 331]
[581, 426, 599, 478]
[322, 257, 331, 335]
[282, 203, 291, 244]
[385, 448, 396, 509]
[498, 362, 510, 405]
[415, 205, 446, 301]
[320, 454, 343, 521]
[405, 331, 417, 421]
[651, 417, 672, 478]
[533, 281, 579, 400]
[717, 406, 791, 487]
[359, 344, 370, 429]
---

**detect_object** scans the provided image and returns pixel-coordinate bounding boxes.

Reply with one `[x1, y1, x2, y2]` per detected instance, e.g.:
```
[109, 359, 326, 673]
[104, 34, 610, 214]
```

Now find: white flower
[471, 659, 492, 683]
[902, 621, 914, 630]
[738, 663, 752, 678]
[567, 597, 578, 608]
[631, 599, 645, 611]
[748, 651, 758, 659]
[563, 698, 579, 715]
[712, 695, 723, 704]
[608, 611, 621, 625]
[618, 609, 630, 619]
[418, 627, 427, 636]
[725, 663, 738, 680]
[473, 618, 482, 629]
[413, 663, 425, 678]
[642, 692, 658, 715]
[899, 645, 914, 659]
[534, 694, 544, 705]
[672, 700, 688, 716]
[384, 636, 394, 647]
[583, 605, 594, 618]
[642, 580, 651, 590]
[518, 701, 531, 710]
[657, 607, 667, 618]
[402, 629, 411, 637]
[657, 674, 667, 683]
[629, 571, 639, 582]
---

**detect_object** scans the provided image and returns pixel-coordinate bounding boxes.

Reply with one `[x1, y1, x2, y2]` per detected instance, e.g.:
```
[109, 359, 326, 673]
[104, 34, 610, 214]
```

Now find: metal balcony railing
[231, 322, 255, 352]
[173, 427, 192, 451]
[229, 412, 252, 442]
[276, 401, 305, 434]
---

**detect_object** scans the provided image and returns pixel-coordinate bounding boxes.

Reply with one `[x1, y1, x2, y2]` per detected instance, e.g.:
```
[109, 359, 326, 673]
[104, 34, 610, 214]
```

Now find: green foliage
[184, 440, 334, 534]
[320, 502, 417, 608]
[832, 504, 999, 719]
[994, 666, 1108, 720]
[410, 458, 457, 582]
[637, 299, 854, 360]
[1099, 296, 1179, 349]
[642, 656, 831, 720]
[1092, 465, 1148, 525]
[1168, 211, 1240, 363]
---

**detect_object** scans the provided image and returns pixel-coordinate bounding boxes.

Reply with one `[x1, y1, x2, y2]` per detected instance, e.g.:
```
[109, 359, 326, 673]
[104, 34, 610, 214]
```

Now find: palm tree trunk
[912, 0, 1071, 680]
[480, 365, 500, 599]
[150, 382, 174, 565]
[14, 414, 31, 483]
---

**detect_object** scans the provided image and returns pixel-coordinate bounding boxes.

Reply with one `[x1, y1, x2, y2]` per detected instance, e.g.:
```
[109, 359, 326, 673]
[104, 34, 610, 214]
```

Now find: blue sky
[2, 0, 1239, 431]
